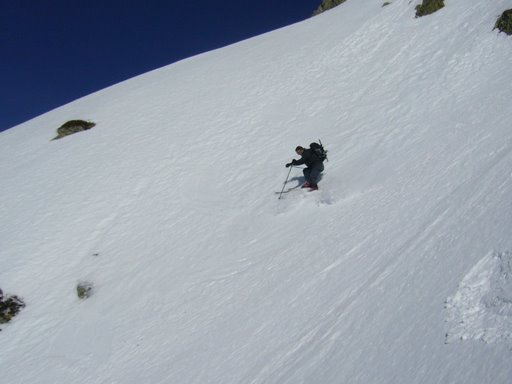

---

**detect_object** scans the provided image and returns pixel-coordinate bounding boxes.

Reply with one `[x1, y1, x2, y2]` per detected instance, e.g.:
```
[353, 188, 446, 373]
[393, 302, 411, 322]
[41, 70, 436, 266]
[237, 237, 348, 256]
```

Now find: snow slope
[2, 0, 512, 383]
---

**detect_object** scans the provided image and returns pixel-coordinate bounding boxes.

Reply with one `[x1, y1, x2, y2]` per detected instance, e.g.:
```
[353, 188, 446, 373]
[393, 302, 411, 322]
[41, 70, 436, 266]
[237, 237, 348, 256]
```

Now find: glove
[285, 163, 292, 168]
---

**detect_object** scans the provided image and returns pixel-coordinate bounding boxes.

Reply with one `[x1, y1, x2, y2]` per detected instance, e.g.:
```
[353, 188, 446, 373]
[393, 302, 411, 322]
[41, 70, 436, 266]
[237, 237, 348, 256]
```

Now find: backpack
[310, 140, 328, 162]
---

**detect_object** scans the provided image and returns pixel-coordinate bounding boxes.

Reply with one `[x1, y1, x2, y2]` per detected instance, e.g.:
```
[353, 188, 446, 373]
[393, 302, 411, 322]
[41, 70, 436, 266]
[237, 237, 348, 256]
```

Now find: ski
[274, 186, 303, 194]
[275, 187, 319, 195]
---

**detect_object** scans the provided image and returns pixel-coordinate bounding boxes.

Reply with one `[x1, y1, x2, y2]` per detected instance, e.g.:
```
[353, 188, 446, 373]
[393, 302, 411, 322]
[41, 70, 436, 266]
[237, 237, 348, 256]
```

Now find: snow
[446, 251, 512, 346]
[2, 0, 512, 383]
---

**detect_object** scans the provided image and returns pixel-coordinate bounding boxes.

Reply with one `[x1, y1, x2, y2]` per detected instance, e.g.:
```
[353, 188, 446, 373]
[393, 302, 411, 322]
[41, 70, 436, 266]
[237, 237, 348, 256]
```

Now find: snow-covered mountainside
[2, 1, 512, 383]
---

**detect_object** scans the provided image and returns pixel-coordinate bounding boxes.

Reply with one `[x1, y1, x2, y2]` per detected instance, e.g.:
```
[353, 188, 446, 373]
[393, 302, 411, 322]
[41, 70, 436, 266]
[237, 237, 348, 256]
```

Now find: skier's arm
[292, 157, 305, 166]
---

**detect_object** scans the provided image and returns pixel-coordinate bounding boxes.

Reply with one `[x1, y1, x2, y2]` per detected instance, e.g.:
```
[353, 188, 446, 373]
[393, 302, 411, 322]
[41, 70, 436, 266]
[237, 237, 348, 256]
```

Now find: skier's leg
[303, 167, 311, 184]
[309, 163, 324, 187]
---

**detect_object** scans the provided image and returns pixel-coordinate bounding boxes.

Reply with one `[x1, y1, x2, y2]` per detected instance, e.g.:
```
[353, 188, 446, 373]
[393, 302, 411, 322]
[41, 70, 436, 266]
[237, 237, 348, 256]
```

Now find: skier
[285, 145, 325, 190]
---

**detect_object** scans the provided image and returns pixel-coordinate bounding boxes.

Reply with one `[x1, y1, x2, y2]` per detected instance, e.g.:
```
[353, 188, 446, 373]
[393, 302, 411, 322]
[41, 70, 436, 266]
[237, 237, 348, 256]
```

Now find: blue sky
[1, 0, 319, 132]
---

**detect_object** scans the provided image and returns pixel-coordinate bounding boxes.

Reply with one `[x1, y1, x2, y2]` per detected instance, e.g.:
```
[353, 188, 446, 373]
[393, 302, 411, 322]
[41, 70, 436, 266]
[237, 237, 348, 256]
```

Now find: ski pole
[278, 165, 293, 200]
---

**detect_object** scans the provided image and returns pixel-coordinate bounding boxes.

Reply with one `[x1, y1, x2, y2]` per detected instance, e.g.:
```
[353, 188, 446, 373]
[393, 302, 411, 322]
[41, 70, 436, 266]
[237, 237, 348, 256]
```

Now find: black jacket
[293, 149, 322, 168]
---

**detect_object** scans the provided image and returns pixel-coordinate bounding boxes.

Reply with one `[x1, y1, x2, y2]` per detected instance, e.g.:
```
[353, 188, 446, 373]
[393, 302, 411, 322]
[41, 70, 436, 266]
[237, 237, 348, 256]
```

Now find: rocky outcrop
[53, 120, 96, 140]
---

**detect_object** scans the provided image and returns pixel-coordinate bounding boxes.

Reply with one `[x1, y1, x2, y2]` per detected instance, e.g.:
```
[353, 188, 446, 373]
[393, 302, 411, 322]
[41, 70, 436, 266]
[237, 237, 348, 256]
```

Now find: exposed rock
[77, 281, 94, 299]
[53, 120, 96, 140]
[415, 0, 444, 18]
[495, 9, 512, 35]
[0, 289, 25, 326]
[313, 0, 347, 16]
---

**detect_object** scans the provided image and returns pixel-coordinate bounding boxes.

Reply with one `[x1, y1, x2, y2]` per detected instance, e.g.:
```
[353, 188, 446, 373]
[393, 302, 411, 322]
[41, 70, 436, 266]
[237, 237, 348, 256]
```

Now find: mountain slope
[2, 0, 512, 383]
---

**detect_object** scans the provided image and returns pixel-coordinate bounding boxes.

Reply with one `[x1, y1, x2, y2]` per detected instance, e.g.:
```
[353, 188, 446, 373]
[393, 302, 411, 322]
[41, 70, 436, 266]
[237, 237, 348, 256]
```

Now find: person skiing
[285, 145, 324, 190]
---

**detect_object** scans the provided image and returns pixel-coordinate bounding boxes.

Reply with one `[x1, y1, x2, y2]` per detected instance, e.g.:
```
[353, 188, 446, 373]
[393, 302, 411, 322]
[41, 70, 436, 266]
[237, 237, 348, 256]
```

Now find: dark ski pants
[303, 163, 324, 186]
